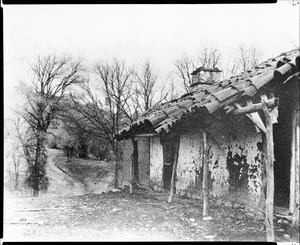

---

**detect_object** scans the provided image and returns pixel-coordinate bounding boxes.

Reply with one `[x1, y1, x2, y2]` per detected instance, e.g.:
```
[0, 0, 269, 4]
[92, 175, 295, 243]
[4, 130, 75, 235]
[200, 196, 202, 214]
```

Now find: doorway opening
[162, 137, 178, 190]
[273, 88, 294, 207]
[133, 140, 139, 183]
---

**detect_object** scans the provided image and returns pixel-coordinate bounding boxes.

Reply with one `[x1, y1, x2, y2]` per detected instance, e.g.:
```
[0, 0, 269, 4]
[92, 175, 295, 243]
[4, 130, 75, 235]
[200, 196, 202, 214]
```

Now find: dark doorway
[162, 137, 178, 190]
[273, 89, 294, 207]
[133, 140, 139, 182]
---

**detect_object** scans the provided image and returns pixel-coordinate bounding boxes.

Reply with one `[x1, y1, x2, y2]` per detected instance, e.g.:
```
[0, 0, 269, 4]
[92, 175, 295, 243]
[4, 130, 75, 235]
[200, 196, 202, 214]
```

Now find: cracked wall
[149, 136, 163, 187]
[146, 115, 263, 205]
[120, 115, 264, 205]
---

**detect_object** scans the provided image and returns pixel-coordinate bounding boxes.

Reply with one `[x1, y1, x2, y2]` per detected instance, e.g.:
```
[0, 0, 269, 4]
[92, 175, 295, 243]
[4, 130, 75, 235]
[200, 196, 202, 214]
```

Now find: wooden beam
[134, 133, 157, 137]
[202, 130, 209, 216]
[232, 98, 279, 115]
[234, 102, 266, 133]
[261, 95, 277, 242]
[290, 108, 299, 215]
[168, 138, 180, 203]
[129, 138, 135, 194]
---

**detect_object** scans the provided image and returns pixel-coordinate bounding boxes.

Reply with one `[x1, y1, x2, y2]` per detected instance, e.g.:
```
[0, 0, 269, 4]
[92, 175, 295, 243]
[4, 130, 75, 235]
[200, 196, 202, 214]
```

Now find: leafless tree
[132, 60, 177, 114]
[174, 54, 196, 92]
[69, 59, 134, 187]
[197, 46, 222, 68]
[236, 44, 263, 72]
[174, 47, 222, 92]
[18, 53, 85, 196]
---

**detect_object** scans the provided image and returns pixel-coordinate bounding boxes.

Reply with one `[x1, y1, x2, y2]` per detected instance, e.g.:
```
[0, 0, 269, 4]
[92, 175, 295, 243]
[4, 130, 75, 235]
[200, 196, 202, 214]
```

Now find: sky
[3, 2, 299, 118]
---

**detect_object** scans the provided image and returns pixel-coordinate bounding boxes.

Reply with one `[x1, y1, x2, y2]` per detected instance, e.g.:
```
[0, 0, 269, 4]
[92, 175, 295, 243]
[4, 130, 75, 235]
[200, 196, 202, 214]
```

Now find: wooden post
[202, 130, 209, 217]
[261, 96, 276, 242]
[129, 138, 135, 194]
[168, 138, 180, 203]
[289, 108, 297, 214]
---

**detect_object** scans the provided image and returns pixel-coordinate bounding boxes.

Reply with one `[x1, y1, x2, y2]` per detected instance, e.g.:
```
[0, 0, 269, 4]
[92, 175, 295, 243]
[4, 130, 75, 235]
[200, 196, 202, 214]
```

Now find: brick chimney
[190, 67, 222, 92]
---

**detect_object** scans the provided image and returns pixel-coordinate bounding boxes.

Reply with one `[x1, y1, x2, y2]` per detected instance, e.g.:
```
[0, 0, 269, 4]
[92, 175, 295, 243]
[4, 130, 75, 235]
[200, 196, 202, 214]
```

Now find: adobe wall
[147, 115, 264, 206]
[119, 139, 132, 187]
[119, 137, 150, 187]
[119, 115, 264, 206]
[149, 136, 164, 187]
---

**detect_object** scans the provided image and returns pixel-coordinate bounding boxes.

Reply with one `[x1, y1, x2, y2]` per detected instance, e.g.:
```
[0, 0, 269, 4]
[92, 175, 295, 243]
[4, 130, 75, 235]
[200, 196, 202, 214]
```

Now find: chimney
[190, 67, 222, 92]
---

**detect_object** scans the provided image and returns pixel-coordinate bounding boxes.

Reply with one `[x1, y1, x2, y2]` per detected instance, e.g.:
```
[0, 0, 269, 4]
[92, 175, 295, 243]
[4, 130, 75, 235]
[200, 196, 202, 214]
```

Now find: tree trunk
[202, 130, 209, 217]
[262, 97, 276, 242]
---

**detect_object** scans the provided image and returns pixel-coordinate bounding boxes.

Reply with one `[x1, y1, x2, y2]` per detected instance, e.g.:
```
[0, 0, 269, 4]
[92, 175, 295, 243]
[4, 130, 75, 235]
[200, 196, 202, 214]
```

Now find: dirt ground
[3, 188, 299, 242]
[3, 149, 299, 242]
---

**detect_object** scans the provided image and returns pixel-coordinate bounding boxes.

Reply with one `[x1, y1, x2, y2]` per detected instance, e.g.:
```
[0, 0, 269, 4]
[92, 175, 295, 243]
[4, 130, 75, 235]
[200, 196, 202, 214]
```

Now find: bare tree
[132, 60, 176, 115]
[174, 54, 195, 92]
[18, 54, 85, 196]
[69, 59, 134, 187]
[236, 44, 263, 72]
[197, 46, 222, 68]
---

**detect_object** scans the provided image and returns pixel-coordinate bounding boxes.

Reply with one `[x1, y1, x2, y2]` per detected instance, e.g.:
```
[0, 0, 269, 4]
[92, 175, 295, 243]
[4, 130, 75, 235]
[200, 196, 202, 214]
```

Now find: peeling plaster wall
[207, 115, 263, 205]
[146, 115, 263, 205]
[176, 131, 203, 196]
[149, 136, 163, 187]
[120, 116, 263, 205]
[119, 139, 133, 187]
[137, 137, 150, 186]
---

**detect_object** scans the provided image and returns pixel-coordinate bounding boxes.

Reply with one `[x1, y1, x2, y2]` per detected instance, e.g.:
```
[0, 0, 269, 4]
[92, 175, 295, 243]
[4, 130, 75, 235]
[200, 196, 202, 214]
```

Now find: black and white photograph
[3, 2, 300, 242]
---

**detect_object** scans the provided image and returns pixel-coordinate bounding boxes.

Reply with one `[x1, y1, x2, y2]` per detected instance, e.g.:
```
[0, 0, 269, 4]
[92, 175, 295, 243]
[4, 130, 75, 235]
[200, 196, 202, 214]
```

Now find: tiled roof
[116, 49, 299, 140]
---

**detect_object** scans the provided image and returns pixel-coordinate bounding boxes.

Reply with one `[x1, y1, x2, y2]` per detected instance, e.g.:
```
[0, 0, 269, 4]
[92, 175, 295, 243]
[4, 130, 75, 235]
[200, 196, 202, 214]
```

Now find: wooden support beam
[168, 138, 180, 203]
[134, 133, 157, 137]
[129, 154, 134, 194]
[261, 95, 277, 242]
[129, 138, 135, 194]
[290, 108, 299, 215]
[232, 98, 279, 115]
[234, 102, 266, 133]
[202, 130, 209, 216]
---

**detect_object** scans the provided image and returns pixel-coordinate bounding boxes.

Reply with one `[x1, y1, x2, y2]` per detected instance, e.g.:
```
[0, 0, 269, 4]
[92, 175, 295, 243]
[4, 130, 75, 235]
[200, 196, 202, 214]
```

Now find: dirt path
[46, 149, 86, 196]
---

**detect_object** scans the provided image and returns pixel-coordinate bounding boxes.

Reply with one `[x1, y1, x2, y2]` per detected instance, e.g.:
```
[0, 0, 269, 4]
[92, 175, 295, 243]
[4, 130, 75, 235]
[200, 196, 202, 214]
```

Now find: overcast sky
[3, 2, 299, 117]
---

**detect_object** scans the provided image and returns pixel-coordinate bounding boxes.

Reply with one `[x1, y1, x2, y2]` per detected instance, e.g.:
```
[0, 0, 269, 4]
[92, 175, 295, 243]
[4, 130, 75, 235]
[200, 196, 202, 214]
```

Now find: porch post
[168, 137, 180, 203]
[202, 130, 209, 217]
[129, 138, 135, 194]
[289, 108, 297, 214]
[262, 96, 276, 242]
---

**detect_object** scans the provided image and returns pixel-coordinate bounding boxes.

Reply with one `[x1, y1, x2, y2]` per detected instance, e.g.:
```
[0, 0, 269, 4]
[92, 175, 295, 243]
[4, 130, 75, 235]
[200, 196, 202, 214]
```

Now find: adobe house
[115, 49, 299, 241]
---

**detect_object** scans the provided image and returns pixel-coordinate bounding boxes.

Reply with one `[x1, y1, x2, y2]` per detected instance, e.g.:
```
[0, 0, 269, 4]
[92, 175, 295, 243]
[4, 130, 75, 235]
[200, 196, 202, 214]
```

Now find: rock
[256, 212, 265, 220]
[233, 203, 241, 209]
[204, 235, 216, 240]
[284, 234, 290, 238]
[283, 220, 289, 224]
[278, 228, 284, 232]
[216, 199, 223, 206]
[245, 212, 255, 218]
[187, 193, 192, 199]
[224, 200, 232, 207]
[203, 216, 212, 221]
[244, 206, 254, 213]
[153, 185, 158, 191]
[111, 188, 121, 192]
[277, 219, 283, 224]
[189, 218, 196, 222]
[110, 208, 121, 213]
[180, 190, 186, 196]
